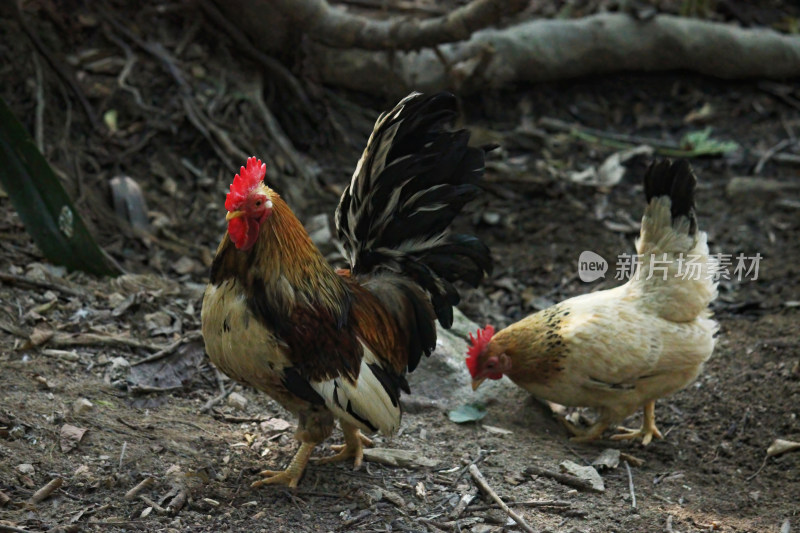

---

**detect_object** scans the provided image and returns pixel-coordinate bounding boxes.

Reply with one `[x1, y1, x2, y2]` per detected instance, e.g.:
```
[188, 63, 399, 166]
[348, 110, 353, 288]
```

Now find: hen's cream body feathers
[473, 160, 718, 443]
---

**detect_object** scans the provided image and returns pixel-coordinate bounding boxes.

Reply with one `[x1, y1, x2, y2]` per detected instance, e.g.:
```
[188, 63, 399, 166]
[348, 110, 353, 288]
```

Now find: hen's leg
[557, 409, 609, 443]
[315, 421, 373, 469]
[252, 441, 316, 489]
[611, 401, 663, 445]
[568, 420, 609, 443]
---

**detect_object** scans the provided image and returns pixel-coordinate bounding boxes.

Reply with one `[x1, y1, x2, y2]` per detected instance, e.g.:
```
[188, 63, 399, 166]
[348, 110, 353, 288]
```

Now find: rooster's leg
[251, 441, 316, 489]
[610, 401, 663, 445]
[314, 422, 373, 469]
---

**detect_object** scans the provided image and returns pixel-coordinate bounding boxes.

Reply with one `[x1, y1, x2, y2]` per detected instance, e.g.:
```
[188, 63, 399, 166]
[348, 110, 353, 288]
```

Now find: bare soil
[1, 1, 799, 532]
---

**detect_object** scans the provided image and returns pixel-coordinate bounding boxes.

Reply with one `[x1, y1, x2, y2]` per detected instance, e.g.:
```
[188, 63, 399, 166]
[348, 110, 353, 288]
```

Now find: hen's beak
[226, 210, 244, 221]
[471, 378, 486, 391]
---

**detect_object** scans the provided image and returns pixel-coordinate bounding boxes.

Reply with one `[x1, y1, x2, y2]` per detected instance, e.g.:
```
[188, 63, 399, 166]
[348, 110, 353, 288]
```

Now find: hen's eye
[486, 362, 495, 369]
[255, 200, 262, 207]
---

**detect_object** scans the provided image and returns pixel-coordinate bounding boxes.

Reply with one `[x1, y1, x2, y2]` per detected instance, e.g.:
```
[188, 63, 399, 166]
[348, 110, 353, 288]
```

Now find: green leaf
[0, 97, 120, 276]
[679, 128, 740, 156]
[448, 402, 487, 424]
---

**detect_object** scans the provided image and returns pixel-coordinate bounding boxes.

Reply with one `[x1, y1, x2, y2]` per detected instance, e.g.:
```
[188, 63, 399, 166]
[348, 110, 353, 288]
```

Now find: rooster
[201, 92, 491, 487]
[467, 160, 718, 444]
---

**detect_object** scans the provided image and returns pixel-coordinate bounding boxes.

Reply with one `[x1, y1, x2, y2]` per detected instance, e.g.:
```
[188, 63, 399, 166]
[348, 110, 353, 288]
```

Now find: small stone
[592, 448, 621, 470]
[17, 463, 35, 475]
[260, 417, 291, 433]
[482, 212, 501, 225]
[559, 460, 605, 492]
[227, 392, 248, 412]
[107, 357, 131, 386]
[73, 398, 94, 415]
[144, 311, 172, 329]
[172, 256, 199, 275]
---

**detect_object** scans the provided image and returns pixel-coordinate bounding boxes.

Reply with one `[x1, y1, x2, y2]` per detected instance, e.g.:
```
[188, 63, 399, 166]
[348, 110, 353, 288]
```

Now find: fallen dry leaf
[60, 424, 87, 452]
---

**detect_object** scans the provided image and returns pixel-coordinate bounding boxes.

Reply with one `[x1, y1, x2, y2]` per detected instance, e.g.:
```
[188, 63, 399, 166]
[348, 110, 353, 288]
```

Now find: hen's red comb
[225, 157, 266, 212]
[465, 325, 495, 377]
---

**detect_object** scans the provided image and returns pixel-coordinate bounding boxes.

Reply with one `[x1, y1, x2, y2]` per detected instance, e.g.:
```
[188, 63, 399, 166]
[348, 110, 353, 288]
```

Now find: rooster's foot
[251, 441, 315, 489]
[315, 423, 373, 470]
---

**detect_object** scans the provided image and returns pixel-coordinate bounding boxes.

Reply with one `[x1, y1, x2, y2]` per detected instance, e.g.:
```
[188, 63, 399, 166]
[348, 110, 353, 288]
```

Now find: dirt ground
[1, 1, 799, 532]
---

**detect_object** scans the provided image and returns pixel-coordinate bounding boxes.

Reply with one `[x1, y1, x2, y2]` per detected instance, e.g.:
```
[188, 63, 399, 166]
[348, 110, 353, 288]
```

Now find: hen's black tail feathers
[335, 92, 492, 331]
[643, 159, 698, 235]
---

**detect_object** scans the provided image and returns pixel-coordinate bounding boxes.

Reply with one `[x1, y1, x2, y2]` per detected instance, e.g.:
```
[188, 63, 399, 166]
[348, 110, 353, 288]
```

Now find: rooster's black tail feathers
[335, 92, 492, 329]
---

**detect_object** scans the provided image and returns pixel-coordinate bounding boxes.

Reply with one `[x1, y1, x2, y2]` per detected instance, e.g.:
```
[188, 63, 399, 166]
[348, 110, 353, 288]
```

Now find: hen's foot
[610, 401, 662, 445]
[315, 424, 373, 469]
[559, 415, 609, 443]
[610, 424, 663, 445]
[251, 441, 315, 489]
[568, 421, 609, 443]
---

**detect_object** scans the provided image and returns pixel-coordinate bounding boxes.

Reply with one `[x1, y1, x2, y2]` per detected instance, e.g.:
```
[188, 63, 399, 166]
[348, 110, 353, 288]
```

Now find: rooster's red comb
[465, 325, 495, 377]
[225, 157, 266, 212]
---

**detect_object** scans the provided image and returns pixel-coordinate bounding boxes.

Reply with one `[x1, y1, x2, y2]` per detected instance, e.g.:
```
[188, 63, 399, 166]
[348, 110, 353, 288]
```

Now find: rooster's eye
[255, 200, 262, 207]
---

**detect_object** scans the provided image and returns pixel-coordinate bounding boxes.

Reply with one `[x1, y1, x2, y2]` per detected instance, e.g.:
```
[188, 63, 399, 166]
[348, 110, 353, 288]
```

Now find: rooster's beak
[226, 210, 244, 221]
[471, 378, 486, 391]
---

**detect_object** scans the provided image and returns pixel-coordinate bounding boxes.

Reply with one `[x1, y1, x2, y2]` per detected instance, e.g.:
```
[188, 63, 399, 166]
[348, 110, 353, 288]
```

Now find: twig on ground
[29, 477, 64, 504]
[449, 487, 478, 519]
[0, 525, 32, 533]
[467, 499, 572, 512]
[124, 477, 155, 501]
[0, 320, 28, 339]
[525, 465, 602, 493]
[199, 384, 232, 413]
[625, 461, 636, 509]
[129, 384, 185, 395]
[0, 272, 82, 297]
[758, 81, 800, 112]
[101, 25, 161, 114]
[746, 455, 769, 481]
[417, 518, 451, 532]
[756, 150, 800, 166]
[139, 495, 169, 515]
[754, 138, 796, 174]
[451, 450, 489, 486]
[42, 332, 166, 352]
[666, 514, 675, 533]
[539, 117, 686, 156]
[118, 441, 127, 471]
[131, 332, 202, 366]
[469, 464, 536, 533]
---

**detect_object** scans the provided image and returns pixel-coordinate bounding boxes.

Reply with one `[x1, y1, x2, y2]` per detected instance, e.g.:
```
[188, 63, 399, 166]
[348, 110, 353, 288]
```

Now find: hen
[467, 159, 718, 444]
[202, 92, 491, 487]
